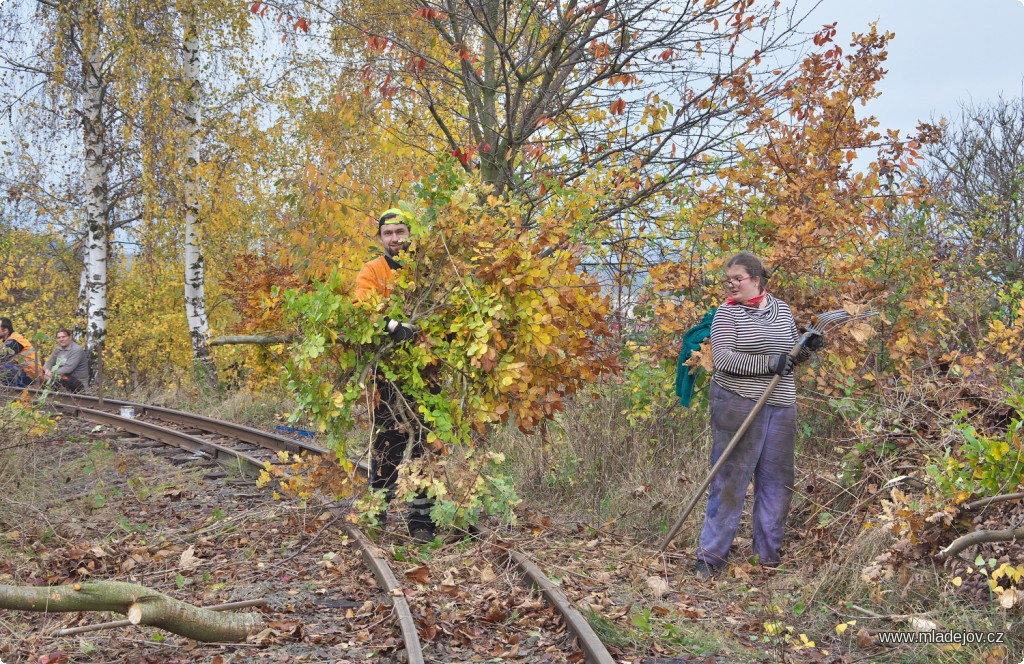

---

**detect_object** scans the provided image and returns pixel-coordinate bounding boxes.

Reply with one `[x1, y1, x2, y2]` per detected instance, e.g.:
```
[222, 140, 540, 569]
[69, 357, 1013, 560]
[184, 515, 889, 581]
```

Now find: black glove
[772, 353, 795, 376]
[801, 328, 825, 352]
[386, 318, 419, 342]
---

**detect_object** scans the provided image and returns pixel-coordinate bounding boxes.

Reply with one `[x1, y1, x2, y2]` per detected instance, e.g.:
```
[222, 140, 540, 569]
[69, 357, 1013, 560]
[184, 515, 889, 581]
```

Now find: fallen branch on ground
[51, 598, 267, 637]
[0, 581, 264, 642]
[962, 492, 1024, 511]
[936, 525, 1024, 561]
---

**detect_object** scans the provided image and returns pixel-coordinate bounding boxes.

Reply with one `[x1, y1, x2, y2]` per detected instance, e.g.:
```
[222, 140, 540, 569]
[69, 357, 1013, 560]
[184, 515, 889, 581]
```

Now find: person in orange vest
[0, 317, 40, 387]
[353, 208, 436, 543]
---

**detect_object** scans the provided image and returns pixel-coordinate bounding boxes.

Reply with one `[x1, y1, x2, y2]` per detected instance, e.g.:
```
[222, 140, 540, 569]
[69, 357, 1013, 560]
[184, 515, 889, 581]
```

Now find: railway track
[3, 387, 616, 663]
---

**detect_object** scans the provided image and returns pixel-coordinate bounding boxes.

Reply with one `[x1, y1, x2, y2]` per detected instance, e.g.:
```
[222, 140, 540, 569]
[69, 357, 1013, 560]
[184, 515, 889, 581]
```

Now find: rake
[656, 307, 879, 553]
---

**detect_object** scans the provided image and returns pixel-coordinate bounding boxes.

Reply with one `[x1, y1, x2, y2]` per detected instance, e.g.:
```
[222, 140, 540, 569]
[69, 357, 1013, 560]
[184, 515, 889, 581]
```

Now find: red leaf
[39, 654, 68, 664]
[609, 98, 626, 115]
[366, 35, 389, 52]
[414, 7, 442, 20]
[250, 2, 261, 14]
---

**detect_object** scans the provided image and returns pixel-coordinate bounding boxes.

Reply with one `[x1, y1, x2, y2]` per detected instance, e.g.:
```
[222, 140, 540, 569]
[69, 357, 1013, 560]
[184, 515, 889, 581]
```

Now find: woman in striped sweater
[694, 252, 822, 579]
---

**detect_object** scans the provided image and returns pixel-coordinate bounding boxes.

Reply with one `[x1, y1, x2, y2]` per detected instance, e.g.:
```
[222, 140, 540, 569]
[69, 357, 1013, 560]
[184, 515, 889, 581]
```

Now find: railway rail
[3, 386, 616, 663]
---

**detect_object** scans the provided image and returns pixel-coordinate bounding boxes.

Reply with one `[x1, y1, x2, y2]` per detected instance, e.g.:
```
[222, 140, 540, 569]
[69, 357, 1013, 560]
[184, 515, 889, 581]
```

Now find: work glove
[772, 353, 795, 376]
[385, 318, 419, 342]
[800, 328, 826, 352]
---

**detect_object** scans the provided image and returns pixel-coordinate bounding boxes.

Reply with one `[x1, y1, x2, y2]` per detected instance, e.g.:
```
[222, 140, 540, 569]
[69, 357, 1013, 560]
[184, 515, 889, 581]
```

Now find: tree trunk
[479, 0, 500, 192]
[81, 24, 110, 389]
[75, 259, 88, 344]
[936, 525, 1024, 561]
[0, 581, 263, 643]
[182, 14, 218, 390]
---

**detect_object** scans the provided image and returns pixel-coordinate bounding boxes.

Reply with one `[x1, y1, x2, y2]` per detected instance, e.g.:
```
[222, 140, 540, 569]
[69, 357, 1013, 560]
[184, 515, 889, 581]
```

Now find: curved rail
[340, 521, 425, 664]
[2, 388, 422, 662]
[8, 387, 611, 662]
[5, 387, 327, 456]
[473, 524, 615, 664]
[62, 404, 267, 473]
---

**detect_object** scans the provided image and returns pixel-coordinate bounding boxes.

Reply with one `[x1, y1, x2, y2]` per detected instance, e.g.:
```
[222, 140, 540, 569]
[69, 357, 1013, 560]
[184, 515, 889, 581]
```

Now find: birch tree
[0, 1, 121, 373]
[2, 0, 271, 387]
[181, 9, 217, 386]
[77, 3, 112, 373]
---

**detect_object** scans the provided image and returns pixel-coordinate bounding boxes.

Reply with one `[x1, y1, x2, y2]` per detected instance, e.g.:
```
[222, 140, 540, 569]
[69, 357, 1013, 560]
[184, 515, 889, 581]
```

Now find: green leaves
[927, 399, 1024, 500]
[281, 159, 612, 523]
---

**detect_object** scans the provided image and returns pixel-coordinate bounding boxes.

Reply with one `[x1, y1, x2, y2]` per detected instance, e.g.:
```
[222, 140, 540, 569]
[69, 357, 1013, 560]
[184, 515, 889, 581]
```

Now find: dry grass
[492, 380, 713, 540]
[0, 403, 63, 537]
[132, 382, 301, 434]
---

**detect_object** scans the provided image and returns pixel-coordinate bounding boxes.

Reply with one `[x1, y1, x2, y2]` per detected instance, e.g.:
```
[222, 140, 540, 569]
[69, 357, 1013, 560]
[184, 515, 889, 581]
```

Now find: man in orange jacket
[353, 208, 435, 543]
[0, 317, 39, 387]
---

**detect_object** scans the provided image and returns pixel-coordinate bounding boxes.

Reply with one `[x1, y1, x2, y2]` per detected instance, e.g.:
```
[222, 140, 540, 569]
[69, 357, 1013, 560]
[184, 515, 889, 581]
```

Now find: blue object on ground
[276, 425, 316, 439]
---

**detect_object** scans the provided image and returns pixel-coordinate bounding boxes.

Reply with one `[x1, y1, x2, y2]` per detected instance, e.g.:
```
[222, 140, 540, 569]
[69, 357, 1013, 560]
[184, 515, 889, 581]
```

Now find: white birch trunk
[75, 258, 89, 341]
[81, 40, 109, 381]
[182, 17, 216, 387]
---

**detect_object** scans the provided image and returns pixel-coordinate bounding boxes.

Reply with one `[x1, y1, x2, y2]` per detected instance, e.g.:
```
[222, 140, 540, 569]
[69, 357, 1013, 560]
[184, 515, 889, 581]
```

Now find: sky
[804, 0, 1024, 136]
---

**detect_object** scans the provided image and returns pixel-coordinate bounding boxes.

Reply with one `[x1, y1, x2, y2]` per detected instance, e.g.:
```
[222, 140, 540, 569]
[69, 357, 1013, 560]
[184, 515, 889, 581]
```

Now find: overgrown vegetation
[2, 0, 1023, 660]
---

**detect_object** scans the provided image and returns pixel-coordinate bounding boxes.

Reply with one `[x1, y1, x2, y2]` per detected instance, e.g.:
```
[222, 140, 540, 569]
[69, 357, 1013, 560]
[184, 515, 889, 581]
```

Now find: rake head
[805, 308, 879, 336]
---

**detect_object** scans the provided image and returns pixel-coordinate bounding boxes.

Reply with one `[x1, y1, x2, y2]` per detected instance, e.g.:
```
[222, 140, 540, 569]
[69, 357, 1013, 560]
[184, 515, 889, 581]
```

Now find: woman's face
[724, 265, 761, 301]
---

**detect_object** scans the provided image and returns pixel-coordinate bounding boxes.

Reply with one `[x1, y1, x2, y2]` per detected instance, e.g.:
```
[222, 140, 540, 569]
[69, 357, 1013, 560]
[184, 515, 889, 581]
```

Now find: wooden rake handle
[656, 340, 803, 553]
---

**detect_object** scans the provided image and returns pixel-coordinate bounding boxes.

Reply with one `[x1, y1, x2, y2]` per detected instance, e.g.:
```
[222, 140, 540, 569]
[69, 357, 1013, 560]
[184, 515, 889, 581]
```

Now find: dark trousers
[0, 363, 31, 388]
[56, 374, 84, 393]
[697, 382, 796, 567]
[369, 379, 434, 532]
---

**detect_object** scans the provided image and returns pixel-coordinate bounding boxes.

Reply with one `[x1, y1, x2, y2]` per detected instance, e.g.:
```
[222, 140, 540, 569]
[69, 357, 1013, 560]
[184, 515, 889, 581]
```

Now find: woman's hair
[726, 252, 770, 289]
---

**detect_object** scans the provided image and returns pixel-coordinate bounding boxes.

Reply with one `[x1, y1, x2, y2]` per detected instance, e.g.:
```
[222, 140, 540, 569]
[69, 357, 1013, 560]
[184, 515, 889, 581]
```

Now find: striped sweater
[710, 294, 809, 407]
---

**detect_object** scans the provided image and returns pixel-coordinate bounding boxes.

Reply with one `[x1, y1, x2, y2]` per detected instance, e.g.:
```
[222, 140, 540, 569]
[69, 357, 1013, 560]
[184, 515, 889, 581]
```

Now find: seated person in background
[43, 328, 89, 393]
[0, 317, 40, 388]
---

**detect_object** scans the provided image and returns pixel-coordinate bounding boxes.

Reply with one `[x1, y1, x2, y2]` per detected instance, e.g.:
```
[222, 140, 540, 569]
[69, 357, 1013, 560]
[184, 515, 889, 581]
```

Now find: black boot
[407, 494, 435, 543]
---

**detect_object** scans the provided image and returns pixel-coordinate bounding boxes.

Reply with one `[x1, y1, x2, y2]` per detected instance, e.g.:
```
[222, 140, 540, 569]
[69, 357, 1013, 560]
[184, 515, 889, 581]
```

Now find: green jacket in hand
[674, 308, 716, 407]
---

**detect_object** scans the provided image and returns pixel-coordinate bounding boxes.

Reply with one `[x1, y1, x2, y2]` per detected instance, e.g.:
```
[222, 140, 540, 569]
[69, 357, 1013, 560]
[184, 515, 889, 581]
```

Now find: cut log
[0, 581, 263, 642]
[51, 598, 267, 637]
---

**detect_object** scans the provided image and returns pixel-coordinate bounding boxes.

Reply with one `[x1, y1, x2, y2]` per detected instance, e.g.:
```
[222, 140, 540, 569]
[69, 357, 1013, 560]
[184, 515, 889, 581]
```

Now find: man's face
[56, 331, 72, 348]
[380, 223, 411, 257]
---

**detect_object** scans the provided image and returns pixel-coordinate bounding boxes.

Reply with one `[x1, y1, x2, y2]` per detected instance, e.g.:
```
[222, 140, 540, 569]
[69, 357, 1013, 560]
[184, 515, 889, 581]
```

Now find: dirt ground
[2, 418, 1019, 664]
[0, 420, 410, 664]
[0, 420, 590, 664]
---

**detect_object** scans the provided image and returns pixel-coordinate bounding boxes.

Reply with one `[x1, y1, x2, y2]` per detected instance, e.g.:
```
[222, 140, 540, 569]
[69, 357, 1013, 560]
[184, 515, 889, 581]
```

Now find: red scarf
[726, 289, 768, 307]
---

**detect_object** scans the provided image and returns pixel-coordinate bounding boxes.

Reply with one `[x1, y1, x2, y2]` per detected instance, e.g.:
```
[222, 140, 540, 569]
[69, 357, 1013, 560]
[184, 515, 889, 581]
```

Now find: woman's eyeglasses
[722, 275, 753, 287]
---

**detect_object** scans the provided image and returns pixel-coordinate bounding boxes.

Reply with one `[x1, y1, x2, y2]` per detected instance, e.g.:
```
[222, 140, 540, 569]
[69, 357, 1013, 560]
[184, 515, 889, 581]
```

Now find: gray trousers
[697, 381, 796, 567]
